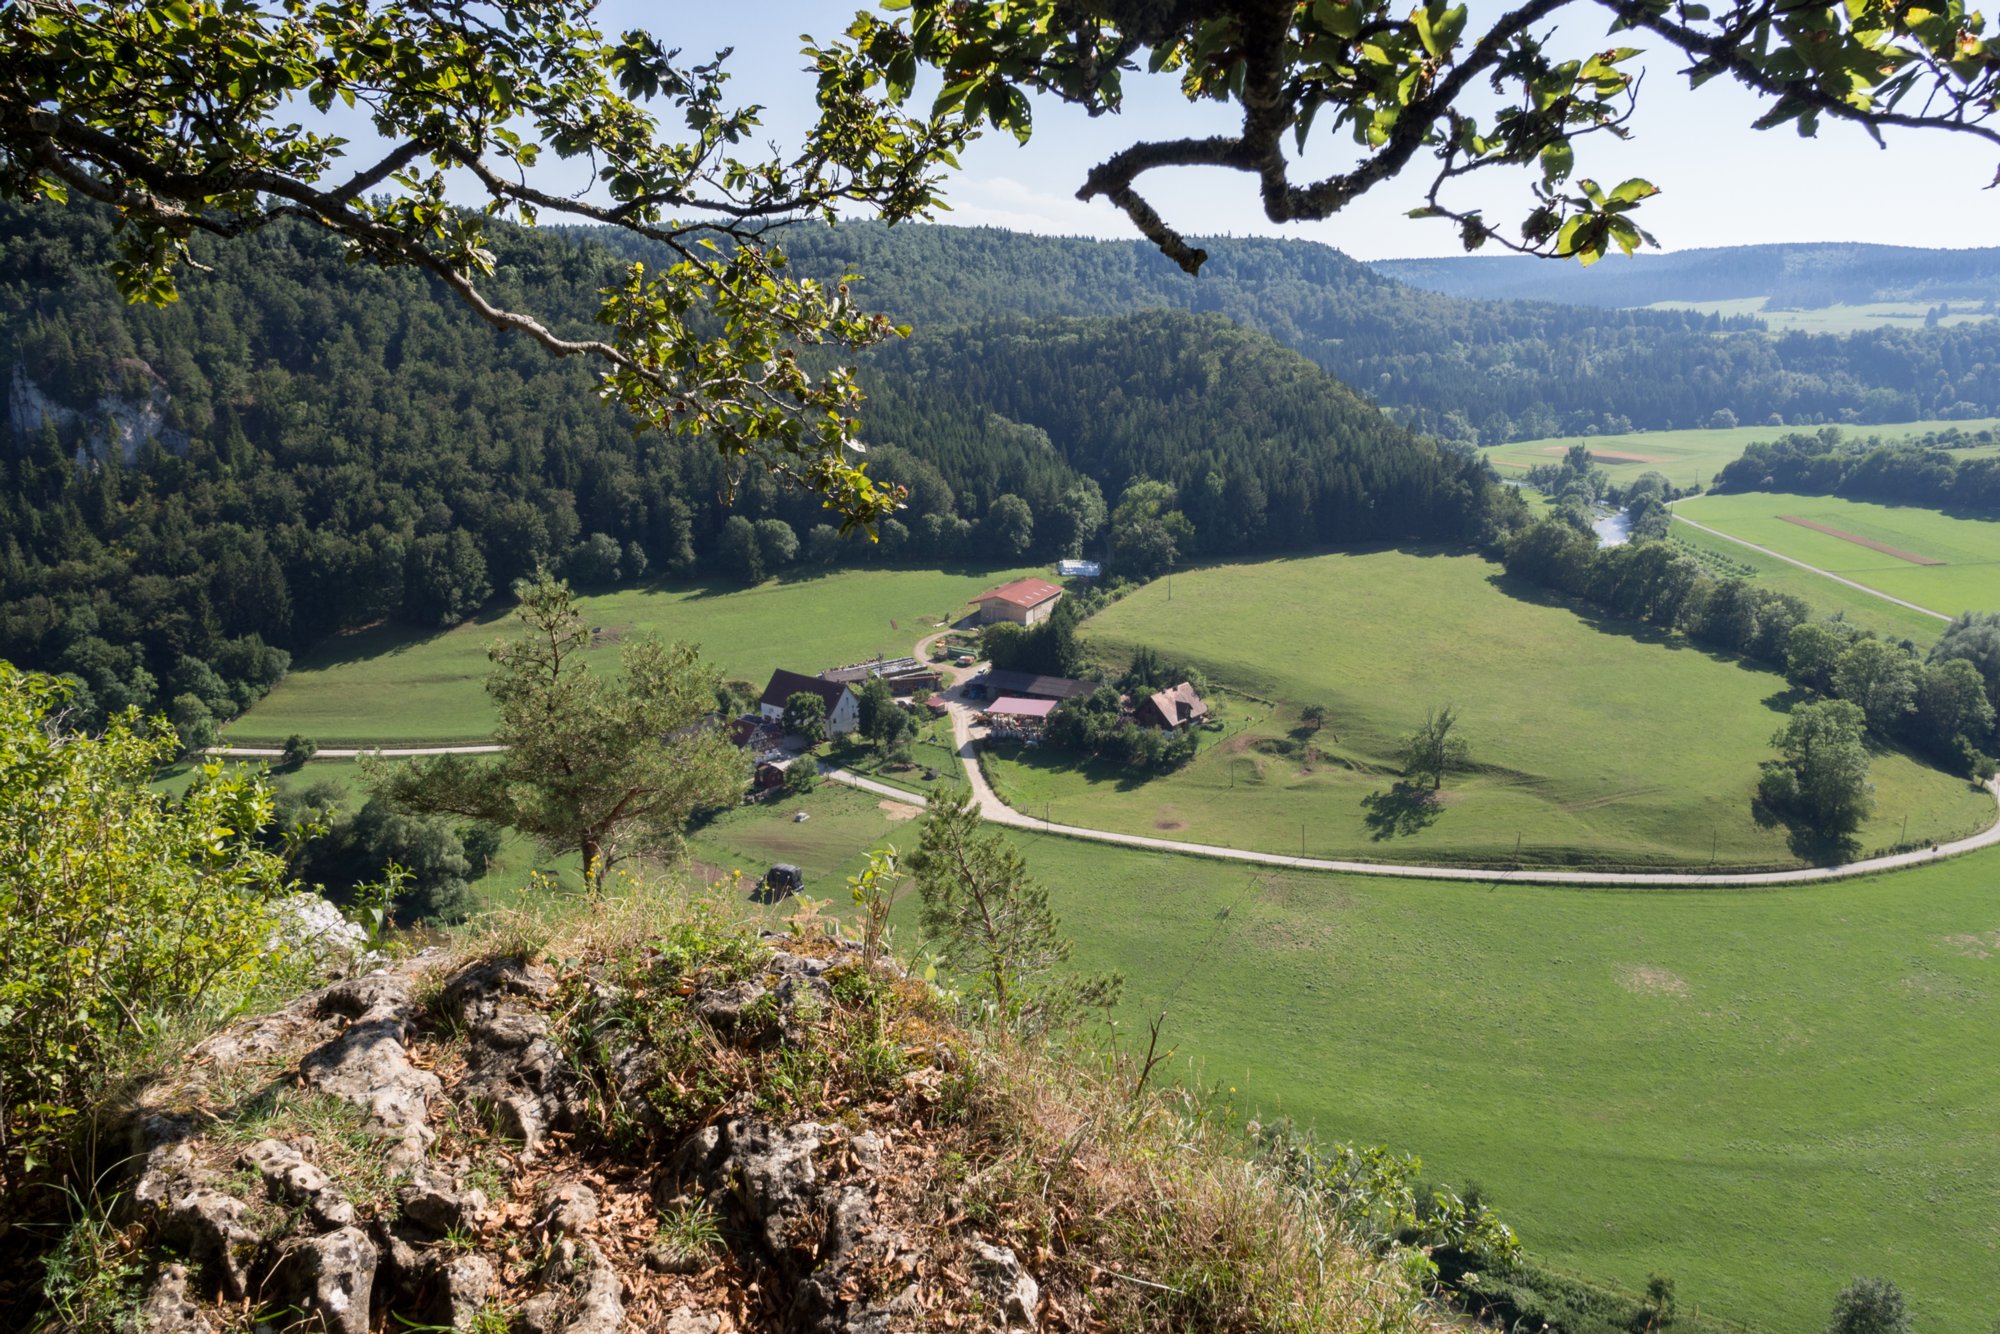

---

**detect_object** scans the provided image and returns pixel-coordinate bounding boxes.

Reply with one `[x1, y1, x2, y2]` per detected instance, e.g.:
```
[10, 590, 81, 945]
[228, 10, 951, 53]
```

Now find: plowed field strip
[1777, 515, 1944, 565]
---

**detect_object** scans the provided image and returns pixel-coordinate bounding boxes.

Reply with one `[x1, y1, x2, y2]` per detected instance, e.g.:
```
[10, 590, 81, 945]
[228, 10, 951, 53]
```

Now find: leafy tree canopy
[1, 0, 974, 525]
[861, 0, 1999, 270]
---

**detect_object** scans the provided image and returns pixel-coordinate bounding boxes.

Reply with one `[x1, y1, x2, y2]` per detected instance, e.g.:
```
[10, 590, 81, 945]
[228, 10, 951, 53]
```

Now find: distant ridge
[1373, 242, 2000, 311]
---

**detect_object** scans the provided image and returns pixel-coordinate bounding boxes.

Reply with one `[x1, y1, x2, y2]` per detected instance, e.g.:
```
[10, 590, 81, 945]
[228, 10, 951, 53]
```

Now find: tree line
[1499, 519, 2000, 791]
[1712, 426, 2000, 512]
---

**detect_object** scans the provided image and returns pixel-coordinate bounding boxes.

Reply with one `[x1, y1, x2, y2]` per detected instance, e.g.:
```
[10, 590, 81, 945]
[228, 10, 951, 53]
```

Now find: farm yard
[680, 785, 2000, 1334]
[979, 548, 1988, 869]
[1671, 492, 2000, 619]
[226, 564, 1042, 744]
[1484, 418, 2000, 490]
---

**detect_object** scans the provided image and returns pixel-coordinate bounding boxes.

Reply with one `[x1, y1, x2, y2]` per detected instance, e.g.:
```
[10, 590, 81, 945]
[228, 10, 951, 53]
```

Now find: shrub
[0, 667, 298, 1191]
[280, 733, 318, 768]
[1826, 1277, 1911, 1334]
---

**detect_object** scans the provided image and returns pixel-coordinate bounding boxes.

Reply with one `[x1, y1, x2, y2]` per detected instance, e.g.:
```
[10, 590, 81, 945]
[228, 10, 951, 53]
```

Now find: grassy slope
[685, 785, 2000, 1333]
[1665, 524, 1947, 645]
[1672, 492, 2000, 619]
[981, 549, 1988, 868]
[228, 565, 1041, 745]
[1484, 419, 2000, 491]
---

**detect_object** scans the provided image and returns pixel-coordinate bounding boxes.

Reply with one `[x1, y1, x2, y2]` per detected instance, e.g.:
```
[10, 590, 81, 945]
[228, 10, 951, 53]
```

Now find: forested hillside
[1376, 242, 2000, 312]
[0, 203, 1487, 727]
[678, 224, 2000, 441]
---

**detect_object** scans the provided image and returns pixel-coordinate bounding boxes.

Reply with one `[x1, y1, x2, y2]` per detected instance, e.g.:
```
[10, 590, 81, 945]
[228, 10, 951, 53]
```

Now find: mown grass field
[683, 784, 2000, 1333]
[1640, 295, 2000, 335]
[1664, 524, 1949, 645]
[1672, 492, 2000, 620]
[979, 548, 1988, 869]
[228, 564, 1041, 744]
[1486, 418, 2000, 490]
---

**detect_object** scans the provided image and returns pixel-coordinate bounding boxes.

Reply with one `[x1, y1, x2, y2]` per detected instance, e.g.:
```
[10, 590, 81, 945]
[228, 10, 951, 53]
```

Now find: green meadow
[228, 564, 1040, 745]
[1672, 492, 2000, 619]
[979, 549, 1989, 869]
[683, 784, 2000, 1333]
[1485, 418, 2000, 490]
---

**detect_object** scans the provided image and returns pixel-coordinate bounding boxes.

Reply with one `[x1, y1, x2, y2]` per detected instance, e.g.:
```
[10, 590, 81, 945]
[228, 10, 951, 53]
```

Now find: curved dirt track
[211, 629, 2000, 888]
[823, 672, 2000, 887]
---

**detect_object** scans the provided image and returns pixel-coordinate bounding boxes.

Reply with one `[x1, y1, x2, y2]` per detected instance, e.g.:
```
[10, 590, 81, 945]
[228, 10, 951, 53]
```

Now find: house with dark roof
[1138, 681, 1209, 731]
[758, 668, 860, 736]
[972, 577, 1064, 627]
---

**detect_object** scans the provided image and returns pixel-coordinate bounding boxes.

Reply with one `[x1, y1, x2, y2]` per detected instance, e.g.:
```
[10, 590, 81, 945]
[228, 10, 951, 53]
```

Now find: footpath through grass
[983, 548, 1988, 870]
[228, 564, 1040, 745]
[1485, 418, 2000, 491]
[1672, 492, 2000, 620]
[684, 784, 2000, 1333]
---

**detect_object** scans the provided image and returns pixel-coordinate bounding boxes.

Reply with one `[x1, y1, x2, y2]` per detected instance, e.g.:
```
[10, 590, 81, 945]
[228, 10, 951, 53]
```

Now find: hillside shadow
[1751, 793, 1864, 863]
[1361, 782, 1442, 840]
[1484, 569, 1770, 672]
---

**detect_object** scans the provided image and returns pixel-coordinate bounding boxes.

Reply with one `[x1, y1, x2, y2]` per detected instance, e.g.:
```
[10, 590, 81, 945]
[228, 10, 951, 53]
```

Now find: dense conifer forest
[0, 203, 1489, 726]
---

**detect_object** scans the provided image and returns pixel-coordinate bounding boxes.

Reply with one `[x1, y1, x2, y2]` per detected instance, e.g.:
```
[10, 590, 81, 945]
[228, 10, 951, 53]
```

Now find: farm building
[757, 668, 860, 736]
[972, 577, 1064, 626]
[1138, 681, 1209, 730]
[976, 669, 1095, 702]
[983, 696, 1057, 740]
[820, 656, 943, 696]
[1056, 559, 1101, 579]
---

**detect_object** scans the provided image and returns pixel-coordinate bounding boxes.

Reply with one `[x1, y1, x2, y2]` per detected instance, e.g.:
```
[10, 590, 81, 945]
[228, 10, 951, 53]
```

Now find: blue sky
[554, 2, 2000, 260]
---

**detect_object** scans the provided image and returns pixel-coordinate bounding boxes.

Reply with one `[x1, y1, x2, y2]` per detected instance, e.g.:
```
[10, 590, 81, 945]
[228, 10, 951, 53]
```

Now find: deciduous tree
[1401, 704, 1469, 791]
[859, 1, 2000, 273]
[3, 0, 976, 524]
[782, 692, 830, 744]
[373, 573, 742, 887]
[1825, 1277, 1910, 1334]
[1761, 699, 1874, 837]
[0, 666, 295, 1187]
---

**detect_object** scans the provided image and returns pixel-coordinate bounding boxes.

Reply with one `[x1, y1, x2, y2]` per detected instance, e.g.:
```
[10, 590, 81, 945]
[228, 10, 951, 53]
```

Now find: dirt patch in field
[1154, 818, 1187, 831]
[877, 799, 923, 822]
[590, 623, 630, 646]
[1778, 516, 1944, 565]
[1942, 930, 2000, 959]
[1617, 965, 1689, 997]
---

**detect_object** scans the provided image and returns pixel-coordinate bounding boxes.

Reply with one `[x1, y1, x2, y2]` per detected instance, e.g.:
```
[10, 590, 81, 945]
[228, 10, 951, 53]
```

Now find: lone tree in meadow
[1758, 699, 1874, 838]
[1401, 704, 1469, 791]
[373, 573, 743, 889]
[1825, 1277, 1910, 1334]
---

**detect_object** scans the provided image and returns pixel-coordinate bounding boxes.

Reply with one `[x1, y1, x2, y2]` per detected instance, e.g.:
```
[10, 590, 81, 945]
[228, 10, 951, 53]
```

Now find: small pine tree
[907, 785, 1119, 1030]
